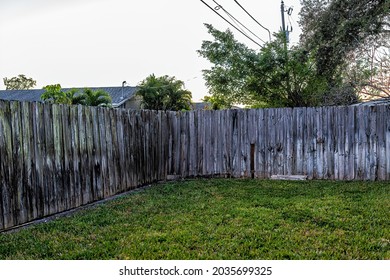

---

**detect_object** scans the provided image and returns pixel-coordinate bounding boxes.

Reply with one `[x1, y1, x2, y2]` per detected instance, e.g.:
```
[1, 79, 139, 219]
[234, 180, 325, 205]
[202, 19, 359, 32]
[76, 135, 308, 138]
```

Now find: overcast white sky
[0, 0, 302, 101]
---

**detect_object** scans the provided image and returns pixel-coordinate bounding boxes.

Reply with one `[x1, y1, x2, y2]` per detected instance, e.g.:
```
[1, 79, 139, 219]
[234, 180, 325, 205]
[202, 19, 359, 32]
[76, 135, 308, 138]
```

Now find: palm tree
[41, 85, 112, 107]
[77, 88, 112, 107]
[137, 74, 192, 111]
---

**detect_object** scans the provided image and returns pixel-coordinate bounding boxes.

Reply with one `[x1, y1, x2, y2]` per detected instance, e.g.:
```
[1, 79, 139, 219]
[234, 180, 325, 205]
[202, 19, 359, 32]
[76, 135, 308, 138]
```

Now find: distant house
[0, 86, 141, 109]
[351, 97, 390, 107]
[191, 102, 242, 110]
[192, 102, 212, 110]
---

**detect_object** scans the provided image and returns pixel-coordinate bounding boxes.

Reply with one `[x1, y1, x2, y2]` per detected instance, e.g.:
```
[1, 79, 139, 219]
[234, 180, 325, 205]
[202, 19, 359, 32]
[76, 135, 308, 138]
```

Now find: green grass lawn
[0, 178, 389, 260]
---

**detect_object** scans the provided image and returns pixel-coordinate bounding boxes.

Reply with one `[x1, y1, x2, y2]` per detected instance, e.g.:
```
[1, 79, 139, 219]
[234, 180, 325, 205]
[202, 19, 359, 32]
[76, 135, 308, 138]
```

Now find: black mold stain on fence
[1, 100, 389, 230]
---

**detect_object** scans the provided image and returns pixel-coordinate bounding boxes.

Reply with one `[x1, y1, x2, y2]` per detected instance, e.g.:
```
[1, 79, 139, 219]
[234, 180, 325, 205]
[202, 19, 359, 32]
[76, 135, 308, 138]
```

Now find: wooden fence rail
[0, 100, 389, 230]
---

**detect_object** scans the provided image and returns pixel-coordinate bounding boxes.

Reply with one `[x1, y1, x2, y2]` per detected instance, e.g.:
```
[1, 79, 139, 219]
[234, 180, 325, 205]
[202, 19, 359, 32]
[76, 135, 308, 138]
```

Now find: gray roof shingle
[0, 86, 138, 107]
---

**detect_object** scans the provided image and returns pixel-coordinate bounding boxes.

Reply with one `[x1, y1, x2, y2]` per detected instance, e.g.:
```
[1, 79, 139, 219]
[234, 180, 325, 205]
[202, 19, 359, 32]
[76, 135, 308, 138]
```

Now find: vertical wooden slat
[369, 106, 378, 180]
[276, 108, 285, 176]
[130, 110, 138, 187]
[363, 106, 371, 181]
[103, 108, 114, 196]
[77, 105, 89, 204]
[43, 104, 54, 215]
[231, 110, 239, 177]
[197, 110, 204, 176]
[256, 109, 265, 178]
[265, 109, 272, 178]
[61, 105, 71, 211]
[21, 102, 35, 221]
[355, 106, 364, 180]
[33, 102, 45, 218]
[70, 106, 81, 208]
[325, 106, 335, 179]
[270, 108, 277, 177]
[179, 112, 186, 178]
[345, 106, 355, 180]
[188, 111, 196, 177]
[111, 108, 121, 189]
[208, 110, 215, 176]
[314, 107, 324, 179]
[305, 107, 314, 179]
[376, 105, 385, 180]
[0, 100, 14, 228]
[242, 110, 250, 177]
[85, 107, 95, 201]
[215, 110, 221, 175]
[162, 111, 169, 179]
[11, 102, 27, 225]
[385, 105, 390, 181]
[174, 112, 181, 176]
[222, 110, 230, 176]
[116, 110, 127, 190]
[91, 107, 103, 199]
[122, 110, 131, 188]
[285, 108, 293, 176]
[53, 104, 65, 212]
[339, 106, 347, 180]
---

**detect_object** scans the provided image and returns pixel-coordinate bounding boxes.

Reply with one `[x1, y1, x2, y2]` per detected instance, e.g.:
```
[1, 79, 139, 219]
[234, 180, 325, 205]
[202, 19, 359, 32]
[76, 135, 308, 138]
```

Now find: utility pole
[280, 1, 292, 102]
[280, 1, 293, 45]
[281, 1, 286, 37]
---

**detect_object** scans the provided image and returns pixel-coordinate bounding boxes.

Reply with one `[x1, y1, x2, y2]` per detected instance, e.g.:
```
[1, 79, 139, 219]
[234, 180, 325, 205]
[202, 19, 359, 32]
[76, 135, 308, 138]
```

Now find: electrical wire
[233, 0, 272, 42]
[212, 2, 248, 36]
[212, 0, 266, 44]
[200, 0, 263, 48]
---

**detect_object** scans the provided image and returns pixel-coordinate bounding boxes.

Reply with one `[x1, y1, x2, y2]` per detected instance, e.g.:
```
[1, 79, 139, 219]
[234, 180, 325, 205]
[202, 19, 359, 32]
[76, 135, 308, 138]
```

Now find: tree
[41, 84, 74, 104]
[202, 94, 233, 110]
[299, 0, 390, 84]
[198, 24, 329, 108]
[41, 85, 112, 107]
[3, 74, 36, 90]
[137, 74, 192, 111]
[345, 42, 390, 100]
[77, 88, 112, 107]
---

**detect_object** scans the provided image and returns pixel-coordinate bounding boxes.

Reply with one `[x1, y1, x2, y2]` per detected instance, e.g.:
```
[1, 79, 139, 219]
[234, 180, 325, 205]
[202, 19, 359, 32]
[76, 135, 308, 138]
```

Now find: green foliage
[41, 84, 73, 104]
[3, 74, 36, 90]
[0, 179, 388, 259]
[202, 94, 233, 110]
[77, 88, 112, 107]
[137, 74, 192, 111]
[41, 85, 112, 107]
[198, 24, 328, 108]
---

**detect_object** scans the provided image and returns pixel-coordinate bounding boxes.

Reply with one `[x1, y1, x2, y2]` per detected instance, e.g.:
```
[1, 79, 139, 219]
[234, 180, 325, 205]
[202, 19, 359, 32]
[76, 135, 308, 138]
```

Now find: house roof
[192, 102, 212, 110]
[0, 86, 138, 107]
[351, 98, 390, 107]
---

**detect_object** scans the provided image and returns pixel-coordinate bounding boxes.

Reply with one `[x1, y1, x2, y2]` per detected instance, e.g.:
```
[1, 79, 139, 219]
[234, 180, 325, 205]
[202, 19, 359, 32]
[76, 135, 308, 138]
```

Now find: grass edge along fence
[0, 100, 389, 230]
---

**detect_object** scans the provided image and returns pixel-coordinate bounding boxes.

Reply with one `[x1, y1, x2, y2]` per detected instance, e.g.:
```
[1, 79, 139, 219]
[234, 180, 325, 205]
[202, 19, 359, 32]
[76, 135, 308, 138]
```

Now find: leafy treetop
[3, 74, 36, 90]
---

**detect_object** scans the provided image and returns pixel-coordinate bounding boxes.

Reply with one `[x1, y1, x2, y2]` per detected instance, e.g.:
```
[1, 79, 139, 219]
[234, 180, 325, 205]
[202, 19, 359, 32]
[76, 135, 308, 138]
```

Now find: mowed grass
[0, 179, 389, 260]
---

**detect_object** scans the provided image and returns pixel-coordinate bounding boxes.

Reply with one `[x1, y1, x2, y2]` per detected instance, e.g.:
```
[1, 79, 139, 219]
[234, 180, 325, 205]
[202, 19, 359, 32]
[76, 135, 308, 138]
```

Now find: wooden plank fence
[0, 100, 389, 230]
[167, 105, 390, 181]
[0, 101, 168, 230]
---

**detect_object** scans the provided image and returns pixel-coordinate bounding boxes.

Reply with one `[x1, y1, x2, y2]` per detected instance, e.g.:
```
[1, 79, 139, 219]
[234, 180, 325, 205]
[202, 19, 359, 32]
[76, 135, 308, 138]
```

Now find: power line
[218, 6, 249, 37]
[212, 0, 266, 44]
[200, 0, 263, 48]
[233, 0, 272, 42]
